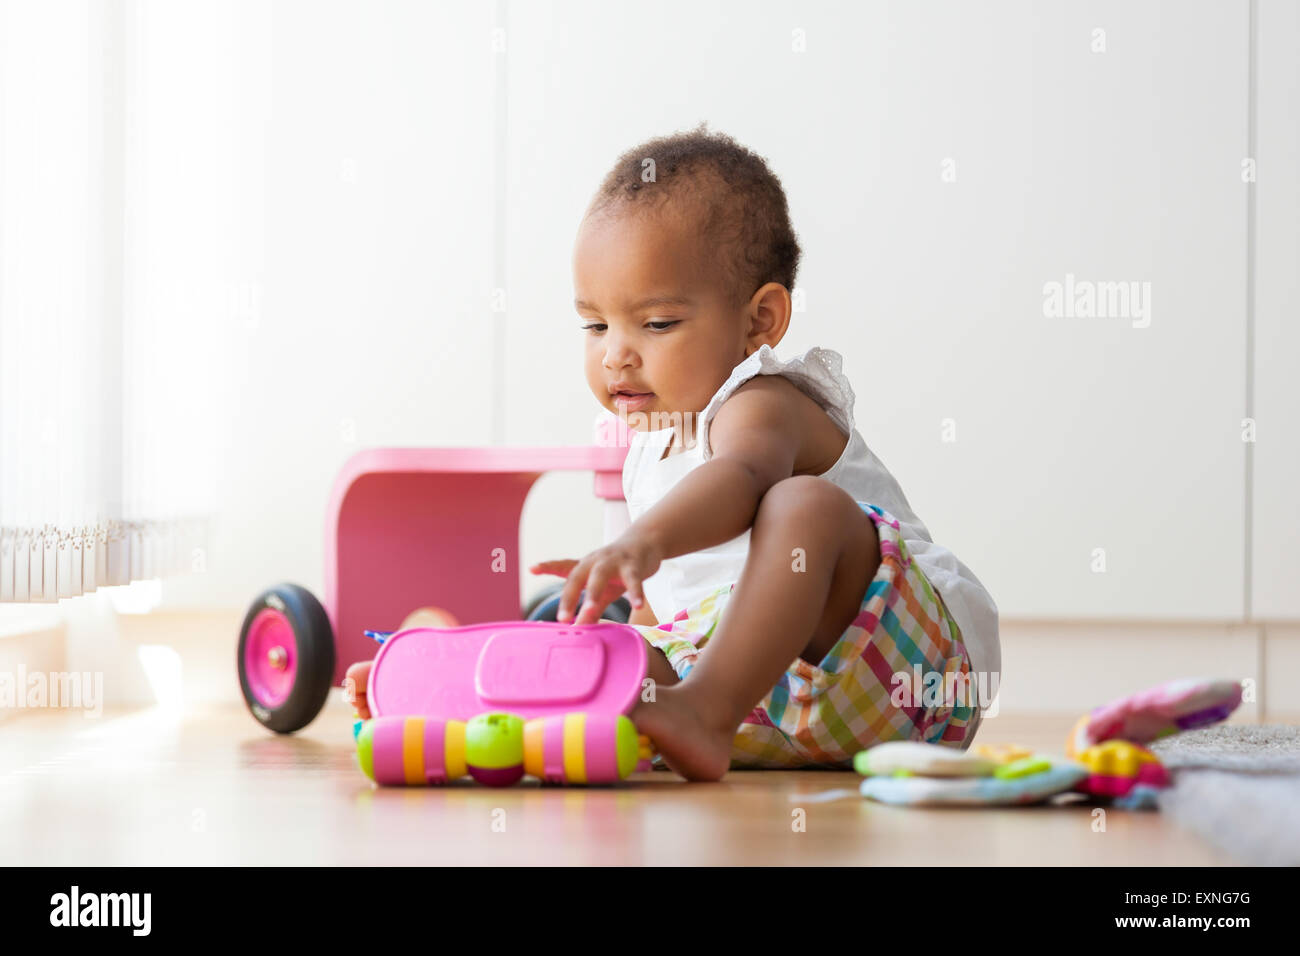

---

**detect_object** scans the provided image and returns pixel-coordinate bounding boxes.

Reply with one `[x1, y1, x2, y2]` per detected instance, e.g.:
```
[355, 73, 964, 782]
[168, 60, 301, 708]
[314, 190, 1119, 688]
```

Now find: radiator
[0, 518, 208, 603]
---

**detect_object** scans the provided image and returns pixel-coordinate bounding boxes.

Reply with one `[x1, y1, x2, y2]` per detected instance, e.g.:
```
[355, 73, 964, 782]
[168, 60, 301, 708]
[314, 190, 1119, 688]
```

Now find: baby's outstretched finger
[575, 564, 614, 625]
[574, 592, 602, 626]
[621, 564, 645, 609]
[557, 566, 584, 622]
[530, 558, 577, 577]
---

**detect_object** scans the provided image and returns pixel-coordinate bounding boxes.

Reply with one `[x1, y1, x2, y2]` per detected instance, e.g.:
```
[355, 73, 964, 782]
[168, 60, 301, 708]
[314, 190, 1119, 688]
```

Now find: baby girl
[348, 124, 999, 782]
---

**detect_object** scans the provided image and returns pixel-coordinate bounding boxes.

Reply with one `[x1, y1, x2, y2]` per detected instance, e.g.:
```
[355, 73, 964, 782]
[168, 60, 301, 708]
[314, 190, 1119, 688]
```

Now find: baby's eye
[578, 320, 678, 333]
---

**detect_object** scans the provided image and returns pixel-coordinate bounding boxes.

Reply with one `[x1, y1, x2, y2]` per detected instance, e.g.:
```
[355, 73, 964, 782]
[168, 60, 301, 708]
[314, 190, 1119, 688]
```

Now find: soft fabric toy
[807, 677, 1240, 810]
[1072, 739, 1170, 798]
[852, 741, 1001, 778]
[974, 743, 1035, 765]
[1066, 677, 1243, 758]
[857, 757, 1087, 806]
[851, 740, 1088, 806]
[1111, 785, 1164, 810]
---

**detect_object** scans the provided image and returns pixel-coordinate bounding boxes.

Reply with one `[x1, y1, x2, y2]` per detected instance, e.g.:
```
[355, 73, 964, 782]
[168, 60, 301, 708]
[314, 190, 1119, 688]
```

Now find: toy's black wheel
[601, 596, 633, 624]
[526, 588, 632, 624]
[238, 583, 336, 734]
[522, 582, 564, 620]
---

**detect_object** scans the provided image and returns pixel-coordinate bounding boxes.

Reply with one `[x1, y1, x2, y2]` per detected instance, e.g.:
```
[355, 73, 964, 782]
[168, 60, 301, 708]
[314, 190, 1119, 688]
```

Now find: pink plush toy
[1072, 740, 1171, 797]
[1066, 677, 1243, 758]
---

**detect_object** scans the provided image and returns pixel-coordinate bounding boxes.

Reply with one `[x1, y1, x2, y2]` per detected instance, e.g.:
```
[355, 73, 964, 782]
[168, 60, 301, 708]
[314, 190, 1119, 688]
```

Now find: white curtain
[0, 0, 225, 603]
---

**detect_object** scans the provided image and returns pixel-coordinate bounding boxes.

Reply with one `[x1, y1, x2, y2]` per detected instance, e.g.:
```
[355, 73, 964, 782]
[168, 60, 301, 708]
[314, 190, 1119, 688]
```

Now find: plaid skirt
[630, 503, 983, 769]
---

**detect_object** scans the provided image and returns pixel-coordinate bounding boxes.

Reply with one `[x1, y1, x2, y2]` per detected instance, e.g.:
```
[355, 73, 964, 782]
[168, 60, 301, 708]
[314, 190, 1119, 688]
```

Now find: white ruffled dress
[621, 343, 1000, 682]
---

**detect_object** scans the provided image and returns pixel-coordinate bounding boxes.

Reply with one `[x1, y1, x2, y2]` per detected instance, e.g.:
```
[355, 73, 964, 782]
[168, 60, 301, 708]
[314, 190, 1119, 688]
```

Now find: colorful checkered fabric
[631, 503, 983, 769]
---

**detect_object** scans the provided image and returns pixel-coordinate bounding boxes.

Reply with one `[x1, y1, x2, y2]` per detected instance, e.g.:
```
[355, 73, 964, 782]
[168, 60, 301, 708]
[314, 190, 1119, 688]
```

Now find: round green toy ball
[465, 712, 525, 786]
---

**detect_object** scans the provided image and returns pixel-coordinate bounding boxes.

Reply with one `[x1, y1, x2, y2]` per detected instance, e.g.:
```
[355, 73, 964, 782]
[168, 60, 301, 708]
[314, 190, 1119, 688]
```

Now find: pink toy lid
[368, 620, 649, 722]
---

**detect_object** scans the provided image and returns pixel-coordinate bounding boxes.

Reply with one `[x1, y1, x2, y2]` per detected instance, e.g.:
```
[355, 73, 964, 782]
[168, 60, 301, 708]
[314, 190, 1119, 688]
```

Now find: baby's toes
[344, 661, 373, 718]
[344, 660, 372, 689]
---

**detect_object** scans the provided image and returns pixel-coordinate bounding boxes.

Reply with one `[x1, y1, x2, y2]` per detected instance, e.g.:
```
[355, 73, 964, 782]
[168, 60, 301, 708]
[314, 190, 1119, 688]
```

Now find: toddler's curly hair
[585, 122, 802, 309]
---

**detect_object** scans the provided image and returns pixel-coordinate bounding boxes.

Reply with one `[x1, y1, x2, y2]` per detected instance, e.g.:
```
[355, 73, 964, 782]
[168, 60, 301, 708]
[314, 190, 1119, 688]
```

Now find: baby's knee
[756, 475, 856, 532]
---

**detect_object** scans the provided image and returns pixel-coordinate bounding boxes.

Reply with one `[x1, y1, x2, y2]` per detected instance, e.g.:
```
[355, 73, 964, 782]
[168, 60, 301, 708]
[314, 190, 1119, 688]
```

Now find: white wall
[159, 0, 503, 609]
[1252, 0, 1300, 619]
[148, 1, 1294, 639]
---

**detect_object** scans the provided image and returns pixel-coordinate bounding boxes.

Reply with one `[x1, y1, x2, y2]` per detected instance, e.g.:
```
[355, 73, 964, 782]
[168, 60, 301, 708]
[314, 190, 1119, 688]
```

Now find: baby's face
[573, 205, 750, 431]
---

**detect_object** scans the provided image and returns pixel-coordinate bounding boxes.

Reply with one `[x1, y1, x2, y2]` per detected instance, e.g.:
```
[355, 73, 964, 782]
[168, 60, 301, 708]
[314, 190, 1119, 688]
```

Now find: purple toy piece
[367, 619, 649, 722]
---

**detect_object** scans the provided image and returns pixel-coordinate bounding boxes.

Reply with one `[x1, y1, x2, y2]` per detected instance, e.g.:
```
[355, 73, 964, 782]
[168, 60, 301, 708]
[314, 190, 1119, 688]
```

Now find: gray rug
[1148, 724, 1300, 866]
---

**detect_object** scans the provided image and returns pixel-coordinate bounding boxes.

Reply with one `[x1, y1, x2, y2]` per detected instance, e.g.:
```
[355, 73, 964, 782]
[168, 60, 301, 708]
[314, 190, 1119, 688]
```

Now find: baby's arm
[551, 377, 810, 626]
[635, 376, 805, 563]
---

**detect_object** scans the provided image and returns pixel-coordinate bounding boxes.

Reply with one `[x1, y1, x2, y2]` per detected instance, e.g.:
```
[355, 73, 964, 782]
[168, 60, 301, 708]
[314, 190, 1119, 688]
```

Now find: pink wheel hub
[244, 608, 298, 708]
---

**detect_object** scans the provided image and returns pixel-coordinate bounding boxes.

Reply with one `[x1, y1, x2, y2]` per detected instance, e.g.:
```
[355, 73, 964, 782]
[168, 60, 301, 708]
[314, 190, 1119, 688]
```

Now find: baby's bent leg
[632, 477, 880, 780]
[678, 476, 879, 735]
[601, 617, 680, 689]
[643, 644, 680, 688]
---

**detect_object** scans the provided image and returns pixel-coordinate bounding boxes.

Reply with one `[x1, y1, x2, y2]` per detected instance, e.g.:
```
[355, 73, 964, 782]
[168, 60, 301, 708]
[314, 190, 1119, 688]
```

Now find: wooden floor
[0, 696, 1245, 866]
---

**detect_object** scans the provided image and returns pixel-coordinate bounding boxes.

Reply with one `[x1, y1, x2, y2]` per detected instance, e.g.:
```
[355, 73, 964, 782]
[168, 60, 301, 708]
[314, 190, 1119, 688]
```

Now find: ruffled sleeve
[697, 344, 858, 460]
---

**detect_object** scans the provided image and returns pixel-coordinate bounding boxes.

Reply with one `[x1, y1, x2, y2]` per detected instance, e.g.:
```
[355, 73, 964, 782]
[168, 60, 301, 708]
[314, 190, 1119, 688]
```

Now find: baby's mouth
[612, 390, 654, 407]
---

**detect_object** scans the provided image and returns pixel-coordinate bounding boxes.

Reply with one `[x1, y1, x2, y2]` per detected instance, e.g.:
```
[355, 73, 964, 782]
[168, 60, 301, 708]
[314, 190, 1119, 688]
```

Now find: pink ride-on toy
[237, 413, 637, 736]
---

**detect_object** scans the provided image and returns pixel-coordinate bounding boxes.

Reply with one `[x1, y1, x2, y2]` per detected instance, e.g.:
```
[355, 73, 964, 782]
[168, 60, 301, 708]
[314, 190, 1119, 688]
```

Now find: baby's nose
[603, 344, 637, 368]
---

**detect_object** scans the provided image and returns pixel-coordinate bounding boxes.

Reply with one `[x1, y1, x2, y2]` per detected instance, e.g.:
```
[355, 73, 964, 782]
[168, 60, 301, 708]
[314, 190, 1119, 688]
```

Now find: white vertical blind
[0, 0, 221, 603]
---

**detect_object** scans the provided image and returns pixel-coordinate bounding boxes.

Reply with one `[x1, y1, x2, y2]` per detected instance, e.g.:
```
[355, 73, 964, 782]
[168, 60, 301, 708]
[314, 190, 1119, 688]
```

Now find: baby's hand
[529, 533, 662, 625]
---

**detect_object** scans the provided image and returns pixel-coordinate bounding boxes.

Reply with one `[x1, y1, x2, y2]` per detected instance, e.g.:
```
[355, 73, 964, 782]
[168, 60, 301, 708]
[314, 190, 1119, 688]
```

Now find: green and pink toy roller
[355, 711, 654, 786]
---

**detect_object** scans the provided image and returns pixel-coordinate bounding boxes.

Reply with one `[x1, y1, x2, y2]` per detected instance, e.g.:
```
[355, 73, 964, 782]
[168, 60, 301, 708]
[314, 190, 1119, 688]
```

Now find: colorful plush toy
[1072, 739, 1170, 797]
[973, 742, 1035, 765]
[1065, 677, 1243, 758]
[827, 676, 1239, 810]
[854, 741, 1087, 806]
[852, 741, 1001, 778]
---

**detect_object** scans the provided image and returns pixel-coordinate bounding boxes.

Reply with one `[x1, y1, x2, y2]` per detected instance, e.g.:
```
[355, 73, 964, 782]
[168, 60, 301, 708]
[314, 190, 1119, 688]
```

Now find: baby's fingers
[574, 562, 619, 625]
[621, 563, 646, 610]
[530, 559, 577, 577]
[556, 560, 590, 623]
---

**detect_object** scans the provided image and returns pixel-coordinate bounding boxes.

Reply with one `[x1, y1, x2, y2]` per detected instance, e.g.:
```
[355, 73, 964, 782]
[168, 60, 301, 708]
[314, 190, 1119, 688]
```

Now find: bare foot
[343, 660, 372, 719]
[630, 684, 735, 782]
